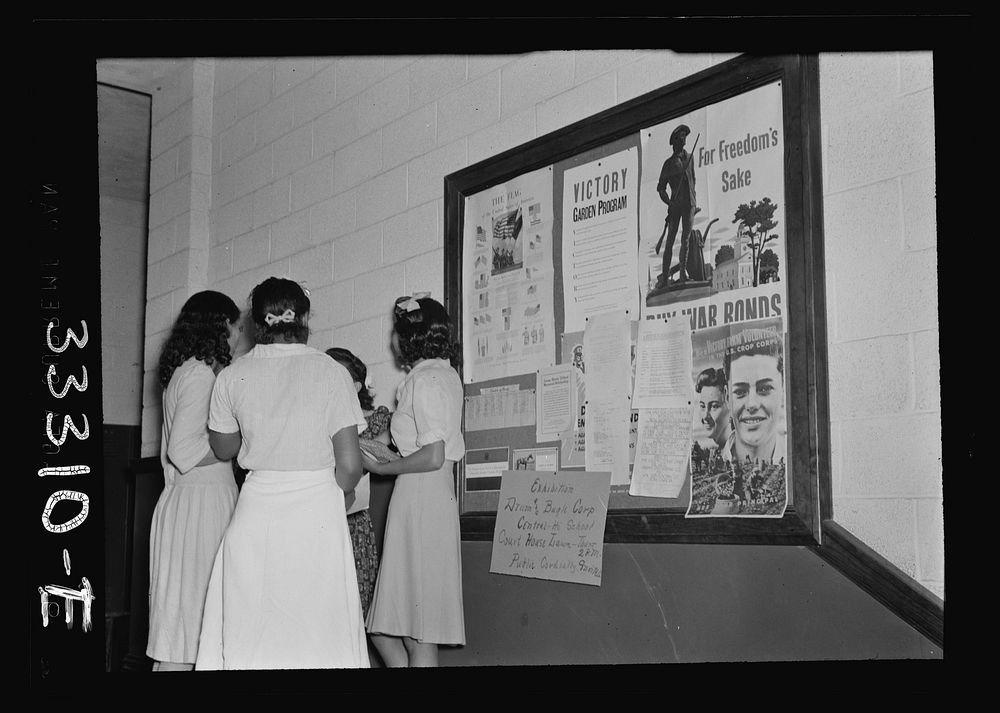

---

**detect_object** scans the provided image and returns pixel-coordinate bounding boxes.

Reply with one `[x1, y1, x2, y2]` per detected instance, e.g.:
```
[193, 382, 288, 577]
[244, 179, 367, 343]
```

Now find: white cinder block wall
[139, 51, 942, 598]
[819, 52, 942, 600]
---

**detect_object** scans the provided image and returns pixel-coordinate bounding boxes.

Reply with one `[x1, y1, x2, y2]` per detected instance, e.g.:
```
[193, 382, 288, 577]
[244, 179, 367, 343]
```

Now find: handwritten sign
[490, 469, 612, 586]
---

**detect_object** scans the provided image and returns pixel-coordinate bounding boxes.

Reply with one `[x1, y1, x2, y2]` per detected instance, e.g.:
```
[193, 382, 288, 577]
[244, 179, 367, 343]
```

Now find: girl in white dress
[363, 294, 466, 667]
[148, 290, 242, 671]
[195, 277, 370, 670]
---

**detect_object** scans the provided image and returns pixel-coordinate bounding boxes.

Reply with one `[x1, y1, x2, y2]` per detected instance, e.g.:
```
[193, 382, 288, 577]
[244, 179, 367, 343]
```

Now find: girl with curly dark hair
[196, 277, 370, 670]
[147, 290, 242, 672]
[362, 294, 466, 667]
[158, 291, 243, 389]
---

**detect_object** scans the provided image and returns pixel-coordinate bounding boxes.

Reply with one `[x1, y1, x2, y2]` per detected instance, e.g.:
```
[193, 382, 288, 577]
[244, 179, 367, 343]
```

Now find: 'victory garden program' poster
[561, 148, 640, 334]
[463, 166, 557, 384]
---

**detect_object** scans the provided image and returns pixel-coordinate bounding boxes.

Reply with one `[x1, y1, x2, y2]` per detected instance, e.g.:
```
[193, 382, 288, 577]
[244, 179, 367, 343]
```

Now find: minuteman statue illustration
[654, 124, 700, 288]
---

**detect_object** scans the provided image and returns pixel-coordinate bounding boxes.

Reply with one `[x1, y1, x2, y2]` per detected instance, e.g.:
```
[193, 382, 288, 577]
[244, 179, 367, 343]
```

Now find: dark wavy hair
[392, 296, 461, 369]
[695, 367, 727, 394]
[158, 290, 241, 389]
[326, 347, 374, 411]
[250, 277, 310, 344]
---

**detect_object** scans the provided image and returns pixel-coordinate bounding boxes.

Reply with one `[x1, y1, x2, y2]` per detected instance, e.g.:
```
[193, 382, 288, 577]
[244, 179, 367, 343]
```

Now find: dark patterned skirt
[347, 509, 379, 619]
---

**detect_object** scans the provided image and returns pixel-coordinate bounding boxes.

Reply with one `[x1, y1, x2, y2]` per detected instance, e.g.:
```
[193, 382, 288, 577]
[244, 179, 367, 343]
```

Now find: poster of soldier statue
[639, 81, 787, 317]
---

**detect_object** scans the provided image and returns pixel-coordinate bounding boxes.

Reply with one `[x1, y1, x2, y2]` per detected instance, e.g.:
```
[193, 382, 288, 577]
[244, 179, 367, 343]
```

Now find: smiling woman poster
[686, 317, 788, 518]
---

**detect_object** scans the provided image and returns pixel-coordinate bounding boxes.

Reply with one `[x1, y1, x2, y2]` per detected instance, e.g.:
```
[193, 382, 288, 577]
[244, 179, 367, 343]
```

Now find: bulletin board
[443, 54, 830, 545]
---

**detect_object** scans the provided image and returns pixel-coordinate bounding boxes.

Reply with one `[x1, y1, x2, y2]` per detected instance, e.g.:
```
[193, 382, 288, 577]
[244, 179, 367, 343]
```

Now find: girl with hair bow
[196, 277, 370, 670]
[362, 293, 466, 667]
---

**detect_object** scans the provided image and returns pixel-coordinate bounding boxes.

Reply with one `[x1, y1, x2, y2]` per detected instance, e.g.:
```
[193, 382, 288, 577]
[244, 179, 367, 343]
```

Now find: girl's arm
[332, 424, 364, 493]
[195, 449, 224, 467]
[209, 429, 241, 461]
[207, 368, 241, 463]
[363, 440, 444, 476]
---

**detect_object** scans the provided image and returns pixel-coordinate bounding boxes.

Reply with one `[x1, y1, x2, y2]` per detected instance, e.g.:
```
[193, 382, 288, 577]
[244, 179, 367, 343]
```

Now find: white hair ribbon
[264, 308, 296, 326]
[396, 291, 431, 313]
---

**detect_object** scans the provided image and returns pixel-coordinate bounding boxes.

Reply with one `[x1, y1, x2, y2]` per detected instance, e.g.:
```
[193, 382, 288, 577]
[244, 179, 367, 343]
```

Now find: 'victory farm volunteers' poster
[561, 148, 640, 334]
[463, 166, 557, 384]
[686, 317, 788, 517]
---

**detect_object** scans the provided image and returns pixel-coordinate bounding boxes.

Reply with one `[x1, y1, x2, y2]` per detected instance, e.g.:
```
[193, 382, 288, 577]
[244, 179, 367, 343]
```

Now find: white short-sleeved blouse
[209, 343, 367, 471]
[391, 358, 465, 461]
[161, 358, 219, 476]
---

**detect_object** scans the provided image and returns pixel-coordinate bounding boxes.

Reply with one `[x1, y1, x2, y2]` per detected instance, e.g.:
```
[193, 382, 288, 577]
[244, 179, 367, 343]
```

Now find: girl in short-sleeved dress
[147, 290, 242, 671]
[363, 294, 466, 667]
[195, 278, 370, 671]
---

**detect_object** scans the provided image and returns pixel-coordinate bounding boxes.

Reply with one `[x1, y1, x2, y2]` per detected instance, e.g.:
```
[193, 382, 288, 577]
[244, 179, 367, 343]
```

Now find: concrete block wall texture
[138, 50, 942, 598]
[819, 51, 942, 600]
[141, 59, 218, 455]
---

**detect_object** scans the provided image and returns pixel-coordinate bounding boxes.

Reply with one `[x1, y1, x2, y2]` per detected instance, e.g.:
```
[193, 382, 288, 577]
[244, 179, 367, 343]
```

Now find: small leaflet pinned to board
[465, 389, 536, 431]
[490, 469, 612, 586]
[584, 310, 633, 485]
[631, 318, 693, 410]
[513, 447, 559, 471]
[465, 447, 511, 493]
[535, 363, 578, 442]
[629, 407, 691, 498]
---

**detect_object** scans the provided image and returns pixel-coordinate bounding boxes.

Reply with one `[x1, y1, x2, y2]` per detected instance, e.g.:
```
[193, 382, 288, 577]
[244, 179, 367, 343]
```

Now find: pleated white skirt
[147, 463, 237, 664]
